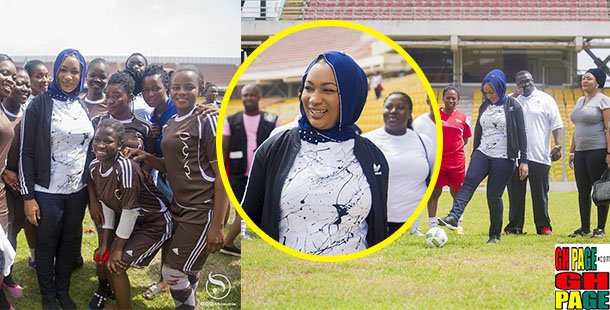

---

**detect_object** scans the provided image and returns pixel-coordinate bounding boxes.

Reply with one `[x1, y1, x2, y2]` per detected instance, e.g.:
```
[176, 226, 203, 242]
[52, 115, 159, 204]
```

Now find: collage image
[0, 0, 610, 309]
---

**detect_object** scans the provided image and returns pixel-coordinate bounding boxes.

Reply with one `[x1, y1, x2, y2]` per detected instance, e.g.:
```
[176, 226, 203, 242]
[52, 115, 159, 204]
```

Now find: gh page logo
[555, 244, 610, 309]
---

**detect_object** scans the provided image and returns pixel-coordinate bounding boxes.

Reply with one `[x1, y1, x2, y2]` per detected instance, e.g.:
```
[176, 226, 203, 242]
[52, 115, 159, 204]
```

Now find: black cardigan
[19, 93, 93, 200]
[241, 127, 389, 248]
[473, 96, 528, 164]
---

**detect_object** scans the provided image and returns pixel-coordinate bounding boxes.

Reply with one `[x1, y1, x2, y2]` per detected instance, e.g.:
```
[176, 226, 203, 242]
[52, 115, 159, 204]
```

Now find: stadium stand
[242, 0, 610, 183]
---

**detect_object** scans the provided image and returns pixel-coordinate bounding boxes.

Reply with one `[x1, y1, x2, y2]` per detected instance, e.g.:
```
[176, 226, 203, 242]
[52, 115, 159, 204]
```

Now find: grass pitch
[7, 212, 241, 309]
[242, 191, 606, 309]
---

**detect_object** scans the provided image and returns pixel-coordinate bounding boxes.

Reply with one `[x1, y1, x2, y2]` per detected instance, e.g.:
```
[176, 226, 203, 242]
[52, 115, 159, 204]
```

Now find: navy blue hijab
[298, 51, 368, 144]
[481, 69, 507, 105]
[47, 48, 86, 101]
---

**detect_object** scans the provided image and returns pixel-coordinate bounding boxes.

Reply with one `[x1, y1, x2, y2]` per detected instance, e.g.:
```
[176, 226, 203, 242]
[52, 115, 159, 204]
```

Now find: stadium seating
[295, 0, 609, 21]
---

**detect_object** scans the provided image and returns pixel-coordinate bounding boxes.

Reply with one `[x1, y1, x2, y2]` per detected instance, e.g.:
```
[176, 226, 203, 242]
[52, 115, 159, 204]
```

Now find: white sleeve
[102, 202, 116, 230]
[115, 209, 139, 239]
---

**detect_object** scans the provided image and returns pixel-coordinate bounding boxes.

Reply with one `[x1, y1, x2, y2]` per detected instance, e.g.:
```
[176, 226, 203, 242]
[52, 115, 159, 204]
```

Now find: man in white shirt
[505, 70, 563, 235]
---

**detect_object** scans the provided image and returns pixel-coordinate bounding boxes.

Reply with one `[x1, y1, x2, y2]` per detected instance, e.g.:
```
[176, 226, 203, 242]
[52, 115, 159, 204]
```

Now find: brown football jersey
[92, 113, 155, 153]
[4, 107, 23, 172]
[0, 109, 15, 182]
[89, 154, 168, 214]
[161, 112, 217, 208]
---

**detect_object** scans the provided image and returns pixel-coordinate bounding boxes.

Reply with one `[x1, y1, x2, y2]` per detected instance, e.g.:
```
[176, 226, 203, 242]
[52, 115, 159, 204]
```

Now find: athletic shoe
[503, 229, 525, 235]
[220, 245, 241, 257]
[410, 229, 425, 237]
[87, 292, 107, 310]
[540, 227, 553, 235]
[3, 283, 23, 298]
[487, 236, 500, 243]
[568, 227, 591, 237]
[438, 215, 459, 230]
[27, 256, 36, 270]
[592, 228, 605, 238]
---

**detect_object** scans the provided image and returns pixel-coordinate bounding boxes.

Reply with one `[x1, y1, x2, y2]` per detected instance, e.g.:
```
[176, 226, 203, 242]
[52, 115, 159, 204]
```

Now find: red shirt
[440, 108, 471, 170]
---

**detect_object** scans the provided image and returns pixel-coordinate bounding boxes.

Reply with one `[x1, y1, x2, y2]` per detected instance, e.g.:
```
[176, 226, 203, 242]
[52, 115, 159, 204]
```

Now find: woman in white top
[568, 68, 610, 238]
[363, 92, 434, 236]
[439, 69, 528, 244]
[242, 51, 389, 256]
[20, 48, 94, 308]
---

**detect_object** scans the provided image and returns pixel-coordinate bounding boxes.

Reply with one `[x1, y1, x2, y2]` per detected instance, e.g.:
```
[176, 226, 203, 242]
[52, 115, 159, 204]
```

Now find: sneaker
[27, 256, 36, 270]
[87, 292, 107, 310]
[569, 227, 591, 237]
[438, 215, 459, 230]
[568, 227, 591, 237]
[592, 228, 605, 238]
[410, 229, 425, 237]
[487, 236, 501, 243]
[219, 245, 241, 257]
[3, 283, 23, 298]
[503, 228, 523, 235]
[540, 227, 553, 235]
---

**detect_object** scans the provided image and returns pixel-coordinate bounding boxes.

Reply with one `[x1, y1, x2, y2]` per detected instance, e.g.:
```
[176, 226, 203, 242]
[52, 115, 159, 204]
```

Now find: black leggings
[574, 149, 609, 230]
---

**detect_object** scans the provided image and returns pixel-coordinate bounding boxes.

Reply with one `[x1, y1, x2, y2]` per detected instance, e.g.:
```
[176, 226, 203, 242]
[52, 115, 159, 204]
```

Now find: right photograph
[240, 1, 610, 308]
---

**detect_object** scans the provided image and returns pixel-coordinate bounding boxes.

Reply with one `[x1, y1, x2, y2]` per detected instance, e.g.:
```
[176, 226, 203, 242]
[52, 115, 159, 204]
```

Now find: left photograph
[0, 1, 240, 309]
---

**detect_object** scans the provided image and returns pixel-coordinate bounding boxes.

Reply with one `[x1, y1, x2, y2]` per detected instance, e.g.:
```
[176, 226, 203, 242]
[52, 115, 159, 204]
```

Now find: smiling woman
[241, 51, 389, 256]
[19, 48, 94, 308]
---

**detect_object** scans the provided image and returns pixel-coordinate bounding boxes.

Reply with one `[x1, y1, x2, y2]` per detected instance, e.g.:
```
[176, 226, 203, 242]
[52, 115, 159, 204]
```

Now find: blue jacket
[242, 127, 389, 247]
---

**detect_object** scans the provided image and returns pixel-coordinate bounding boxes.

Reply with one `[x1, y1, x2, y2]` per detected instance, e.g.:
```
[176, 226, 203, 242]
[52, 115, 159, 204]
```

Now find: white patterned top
[279, 139, 371, 255]
[35, 98, 93, 194]
[478, 104, 508, 159]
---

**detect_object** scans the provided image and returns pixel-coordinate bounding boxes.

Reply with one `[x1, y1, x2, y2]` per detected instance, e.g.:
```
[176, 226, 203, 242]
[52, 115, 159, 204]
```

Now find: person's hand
[2, 169, 19, 191]
[89, 199, 104, 227]
[151, 124, 161, 140]
[518, 162, 529, 181]
[606, 154, 610, 168]
[94, 246, 107, 265]
[106, 247, 127, 274]
[511, 87, 522, 98]
[550, 145, 562, 162]
[194, 103, 219, 116]
[24, 199, 41, 226]
[205, 227, 224, 253]
[569, 153, 575, 169]
[123, 147, 148, 162]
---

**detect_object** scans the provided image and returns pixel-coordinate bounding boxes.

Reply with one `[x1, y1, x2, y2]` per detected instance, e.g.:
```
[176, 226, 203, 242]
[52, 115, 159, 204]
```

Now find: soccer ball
[425, 227, 448, 248]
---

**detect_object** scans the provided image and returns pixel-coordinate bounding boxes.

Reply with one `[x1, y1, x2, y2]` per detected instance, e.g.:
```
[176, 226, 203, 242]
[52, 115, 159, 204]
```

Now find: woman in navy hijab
[439, 69, 528, 243]
[242, 51, 389, 255]
[20, 48, 94, 308]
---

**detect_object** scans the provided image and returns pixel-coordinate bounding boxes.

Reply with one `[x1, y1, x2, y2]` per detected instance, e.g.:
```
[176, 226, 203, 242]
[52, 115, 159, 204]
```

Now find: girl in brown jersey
[128, 67, 228, 309]
[90, 118, 172, 309]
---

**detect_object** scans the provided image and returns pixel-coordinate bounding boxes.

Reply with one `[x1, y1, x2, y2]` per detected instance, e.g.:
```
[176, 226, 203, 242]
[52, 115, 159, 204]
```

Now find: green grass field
[242, 191, 607, 309]
[5, 211, 241, 309]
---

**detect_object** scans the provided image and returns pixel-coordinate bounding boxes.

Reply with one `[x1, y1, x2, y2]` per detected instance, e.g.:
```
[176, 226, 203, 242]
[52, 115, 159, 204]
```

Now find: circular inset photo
[218, 21, 440, 261]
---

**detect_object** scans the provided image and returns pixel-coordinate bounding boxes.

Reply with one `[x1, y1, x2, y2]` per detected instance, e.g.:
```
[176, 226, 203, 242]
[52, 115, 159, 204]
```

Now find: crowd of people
[234, 50, 610, 255]
[0, 49, 237, 309]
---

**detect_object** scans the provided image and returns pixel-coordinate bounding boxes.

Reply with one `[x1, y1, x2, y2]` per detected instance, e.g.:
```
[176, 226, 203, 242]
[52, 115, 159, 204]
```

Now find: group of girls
[0, 49, 227, 310]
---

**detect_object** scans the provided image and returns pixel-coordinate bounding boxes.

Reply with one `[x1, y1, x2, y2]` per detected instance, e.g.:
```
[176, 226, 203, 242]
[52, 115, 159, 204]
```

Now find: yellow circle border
[217, 20, 442, 262]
